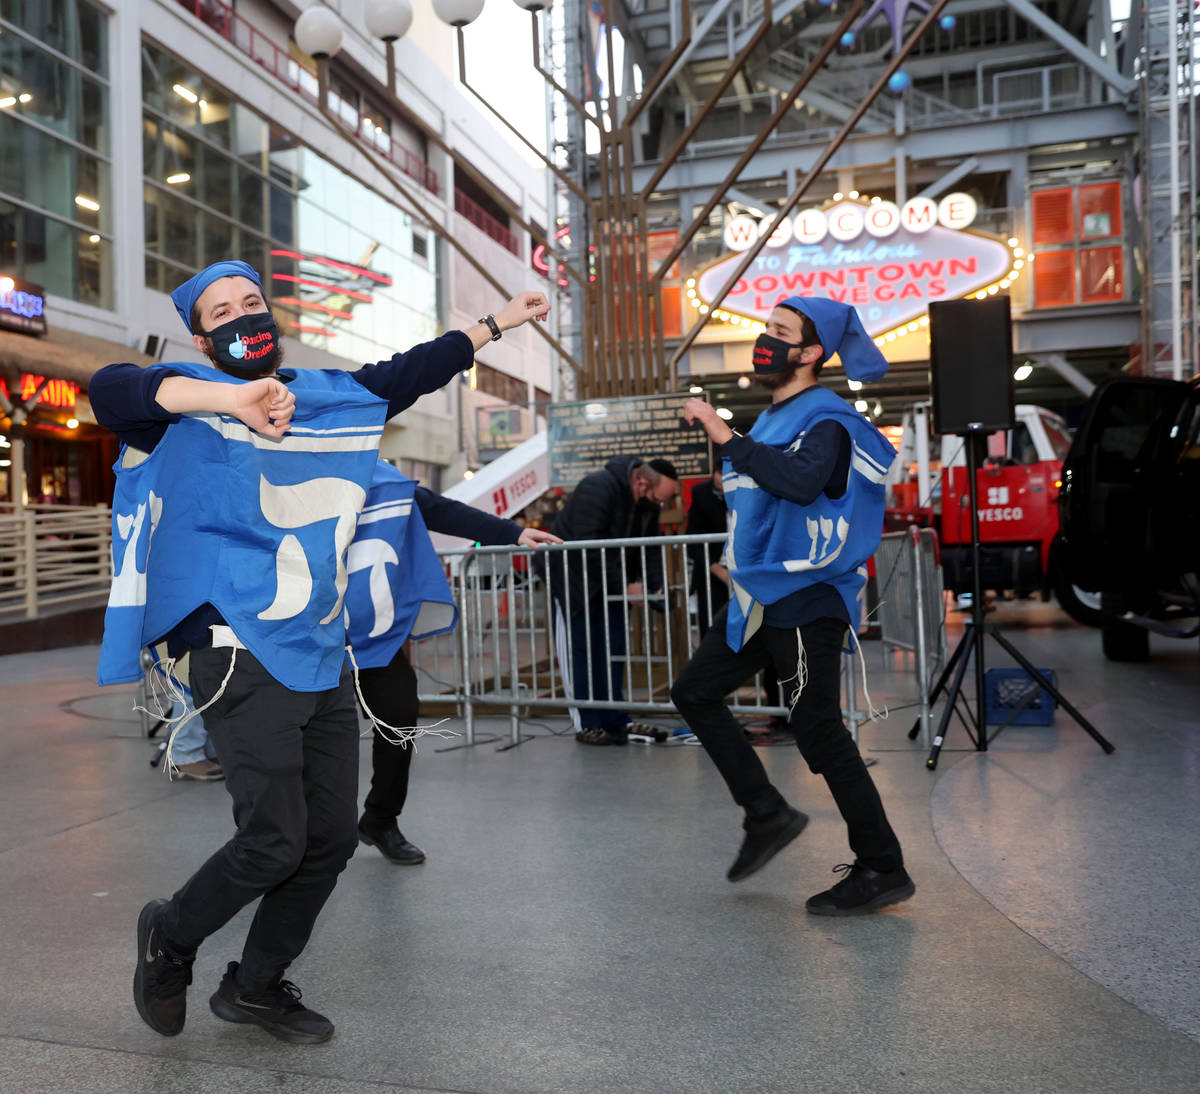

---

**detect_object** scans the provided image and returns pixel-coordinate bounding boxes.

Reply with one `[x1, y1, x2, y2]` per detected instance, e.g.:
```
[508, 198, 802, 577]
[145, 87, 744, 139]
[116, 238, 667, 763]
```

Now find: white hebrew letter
[257, 534, 313, 620]
[257, 475, 367, 623]
[109, 491, 163, 608]
[346, 538, 401, 637]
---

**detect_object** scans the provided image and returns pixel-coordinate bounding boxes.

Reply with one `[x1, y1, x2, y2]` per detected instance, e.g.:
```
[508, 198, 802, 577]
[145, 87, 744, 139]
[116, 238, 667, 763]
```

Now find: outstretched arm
[415, 487, 563, 548]
[354, 292, 552, 419]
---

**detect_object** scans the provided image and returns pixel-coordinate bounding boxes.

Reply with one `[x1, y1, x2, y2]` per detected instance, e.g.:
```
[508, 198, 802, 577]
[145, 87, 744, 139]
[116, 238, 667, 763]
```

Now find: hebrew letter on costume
[257, 475, 367, 622]
[109, 492, 163, 608]
[346, 538, 401, 637]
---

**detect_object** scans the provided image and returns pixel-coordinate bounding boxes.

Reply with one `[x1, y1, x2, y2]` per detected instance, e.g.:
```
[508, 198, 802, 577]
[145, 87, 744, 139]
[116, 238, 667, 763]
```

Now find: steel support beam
[627, 104, 1137, 194]
[1002, 0, 1136, 98]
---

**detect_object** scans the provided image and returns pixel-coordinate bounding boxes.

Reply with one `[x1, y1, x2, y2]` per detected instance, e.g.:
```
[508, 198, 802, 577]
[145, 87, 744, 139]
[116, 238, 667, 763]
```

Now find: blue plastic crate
[984, 667, 1057, 726]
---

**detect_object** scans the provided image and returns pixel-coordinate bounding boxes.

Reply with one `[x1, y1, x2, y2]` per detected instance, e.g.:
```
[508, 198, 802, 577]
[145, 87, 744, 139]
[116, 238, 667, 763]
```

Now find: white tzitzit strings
[133, 649, 238, 779]
[778, 628, 810, 720]
[345, 645, 458, 747]
[849, 628, 888, 724]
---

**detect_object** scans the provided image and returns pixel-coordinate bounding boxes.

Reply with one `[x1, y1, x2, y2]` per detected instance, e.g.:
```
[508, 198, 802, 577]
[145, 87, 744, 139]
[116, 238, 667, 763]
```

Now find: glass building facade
[0, 0, 111, 307]
[141, 40, 439, 365]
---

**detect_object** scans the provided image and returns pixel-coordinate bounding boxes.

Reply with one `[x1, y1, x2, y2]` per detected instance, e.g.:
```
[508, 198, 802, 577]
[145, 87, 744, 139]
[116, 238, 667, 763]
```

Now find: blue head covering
[170, 260, 265, 333]
[779, 295, 889, 382]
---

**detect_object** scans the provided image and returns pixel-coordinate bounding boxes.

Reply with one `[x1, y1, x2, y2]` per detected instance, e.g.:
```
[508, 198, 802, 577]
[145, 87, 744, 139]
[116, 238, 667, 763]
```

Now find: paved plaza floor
[1, 601, 1197, 1093]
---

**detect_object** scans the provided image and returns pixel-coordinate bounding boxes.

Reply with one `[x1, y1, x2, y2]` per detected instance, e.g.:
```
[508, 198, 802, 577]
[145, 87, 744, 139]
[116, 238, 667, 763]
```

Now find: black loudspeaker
[928, 296, 1015, 436]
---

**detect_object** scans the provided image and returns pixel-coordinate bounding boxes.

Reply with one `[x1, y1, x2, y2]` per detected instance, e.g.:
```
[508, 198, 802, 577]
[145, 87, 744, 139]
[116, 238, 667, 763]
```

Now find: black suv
[1056, 375, 1200, 660]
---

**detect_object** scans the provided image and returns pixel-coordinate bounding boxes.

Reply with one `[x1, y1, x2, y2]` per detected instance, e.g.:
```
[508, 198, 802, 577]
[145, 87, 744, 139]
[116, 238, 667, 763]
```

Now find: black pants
[670, 606, 903, 873]
[159, 646, 361, 990]
[358, 647, 419, 827]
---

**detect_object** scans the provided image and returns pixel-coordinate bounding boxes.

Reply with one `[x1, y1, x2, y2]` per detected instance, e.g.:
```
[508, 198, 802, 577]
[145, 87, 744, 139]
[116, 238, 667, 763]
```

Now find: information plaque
[547, 392, 713, 489]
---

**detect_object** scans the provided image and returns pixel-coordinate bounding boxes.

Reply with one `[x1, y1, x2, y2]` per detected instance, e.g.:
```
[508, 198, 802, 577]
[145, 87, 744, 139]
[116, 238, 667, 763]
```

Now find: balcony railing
[455, 189, 520, 256]
[171, 0, 439, 194]
[0, 504, 112, 620]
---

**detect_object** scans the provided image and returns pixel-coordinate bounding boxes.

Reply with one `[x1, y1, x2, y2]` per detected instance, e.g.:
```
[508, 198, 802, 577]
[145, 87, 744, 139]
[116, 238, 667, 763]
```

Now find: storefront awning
[0, 328, 155, 389]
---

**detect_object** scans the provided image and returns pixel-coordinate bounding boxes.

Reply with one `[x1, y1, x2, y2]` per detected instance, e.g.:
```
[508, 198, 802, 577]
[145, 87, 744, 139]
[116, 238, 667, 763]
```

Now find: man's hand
[709, 562, 730, 586]
[156, 375, 294, 437]
[683, 397, 734, 445]
[517, 528, 563, 548]
[495, 291, 551, 331]
[230, 378, 294, 437]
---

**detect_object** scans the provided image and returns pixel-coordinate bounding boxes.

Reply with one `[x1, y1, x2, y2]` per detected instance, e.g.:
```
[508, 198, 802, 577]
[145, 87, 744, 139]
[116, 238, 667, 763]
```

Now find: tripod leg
[927, 629, 978, 770]
[909, 627, 971, 740]
[989, 630, 1116, 755]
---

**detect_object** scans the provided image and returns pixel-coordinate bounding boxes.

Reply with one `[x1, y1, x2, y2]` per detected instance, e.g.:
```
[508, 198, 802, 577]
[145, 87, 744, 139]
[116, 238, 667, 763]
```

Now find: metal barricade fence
[409, 533, 789, 746]
[874, 526, 946, 745]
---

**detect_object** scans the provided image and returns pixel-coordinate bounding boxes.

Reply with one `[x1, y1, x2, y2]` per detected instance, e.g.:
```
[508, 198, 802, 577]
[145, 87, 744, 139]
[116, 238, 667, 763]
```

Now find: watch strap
[479, 313, 501, 341]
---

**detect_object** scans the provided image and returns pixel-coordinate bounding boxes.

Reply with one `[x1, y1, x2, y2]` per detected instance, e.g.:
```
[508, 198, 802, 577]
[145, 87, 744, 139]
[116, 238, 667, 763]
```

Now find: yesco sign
[700, 196, 1016, 338]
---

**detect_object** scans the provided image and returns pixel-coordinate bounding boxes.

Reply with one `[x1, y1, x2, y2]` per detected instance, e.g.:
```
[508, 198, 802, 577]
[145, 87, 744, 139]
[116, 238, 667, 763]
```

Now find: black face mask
[199, 311, 280, 375]
[752, 332, 802, 374]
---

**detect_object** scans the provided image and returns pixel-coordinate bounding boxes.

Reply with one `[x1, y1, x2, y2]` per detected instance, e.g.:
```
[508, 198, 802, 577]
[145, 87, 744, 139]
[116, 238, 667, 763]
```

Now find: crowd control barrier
[873, 526, 946, 745]
[409, 533, 789, 746]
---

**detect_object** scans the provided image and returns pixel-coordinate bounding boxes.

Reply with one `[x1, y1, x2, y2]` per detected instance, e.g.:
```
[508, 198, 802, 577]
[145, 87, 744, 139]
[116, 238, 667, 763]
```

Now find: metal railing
[408, 533, 789, 743]
[0, 503, 112, 620]
[454, 189, 521, 255]
[170, 0, 440, 194]
[874, 526, 945, 746]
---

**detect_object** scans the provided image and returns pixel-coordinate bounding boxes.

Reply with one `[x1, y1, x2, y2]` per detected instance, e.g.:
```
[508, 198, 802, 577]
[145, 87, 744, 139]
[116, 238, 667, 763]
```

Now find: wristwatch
[479, 313, 501, 341]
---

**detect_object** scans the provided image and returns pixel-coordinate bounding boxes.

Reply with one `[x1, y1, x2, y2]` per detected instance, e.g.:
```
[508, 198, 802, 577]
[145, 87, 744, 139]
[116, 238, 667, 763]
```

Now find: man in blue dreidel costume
[344, 460, 560, 865]
[672, 295, 914, 915]
[90, 260, 549, 1043]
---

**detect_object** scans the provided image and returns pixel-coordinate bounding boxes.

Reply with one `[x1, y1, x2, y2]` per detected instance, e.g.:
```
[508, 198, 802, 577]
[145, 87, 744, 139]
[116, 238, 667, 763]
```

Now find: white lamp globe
[295, 5, 344, 59]
[433, 0, 485, 27]
[365, 0, 413, 41]
[513, 0, 552, 10]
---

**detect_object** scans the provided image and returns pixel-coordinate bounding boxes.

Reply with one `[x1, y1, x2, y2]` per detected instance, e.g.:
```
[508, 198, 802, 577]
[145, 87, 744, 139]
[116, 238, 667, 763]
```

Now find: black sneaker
[209, 961, 334, 1044]
[575, 727, 627, 746]
[133, 898, 194, 1036]
[727, 806, 809, 882]
[358, 818, 426, 865]
[805, 862, 916, 916]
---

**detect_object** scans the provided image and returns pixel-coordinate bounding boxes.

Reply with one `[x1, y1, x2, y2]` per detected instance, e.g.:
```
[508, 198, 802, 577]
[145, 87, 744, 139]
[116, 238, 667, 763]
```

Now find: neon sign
[0, 275, 48, 336]
[0, 375, 79, 410]
[695, 198, 1023, 341]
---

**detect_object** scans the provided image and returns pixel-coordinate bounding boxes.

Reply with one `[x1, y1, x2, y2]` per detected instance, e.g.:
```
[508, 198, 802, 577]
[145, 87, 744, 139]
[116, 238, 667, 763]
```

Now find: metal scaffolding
[1141, 0, 1199, 380]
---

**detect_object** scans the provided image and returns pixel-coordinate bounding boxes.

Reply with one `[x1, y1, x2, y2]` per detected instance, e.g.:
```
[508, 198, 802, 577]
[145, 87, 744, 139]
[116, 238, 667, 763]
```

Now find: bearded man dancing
[671, 295, 913, 916]
[91, 259, 548, 1042]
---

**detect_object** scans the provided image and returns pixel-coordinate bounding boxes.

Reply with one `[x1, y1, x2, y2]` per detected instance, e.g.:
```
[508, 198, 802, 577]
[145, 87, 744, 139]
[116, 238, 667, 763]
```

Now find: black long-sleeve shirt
[89, 333, 476, 653]
[414, 487, 520, 546]
[89, 331, 474, 450]
[715, 386, 851, 628]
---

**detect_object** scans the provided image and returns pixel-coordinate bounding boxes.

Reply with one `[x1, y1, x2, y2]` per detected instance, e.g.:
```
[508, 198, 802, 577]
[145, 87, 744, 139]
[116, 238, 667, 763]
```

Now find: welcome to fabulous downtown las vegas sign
[691, 193, 1024, 345]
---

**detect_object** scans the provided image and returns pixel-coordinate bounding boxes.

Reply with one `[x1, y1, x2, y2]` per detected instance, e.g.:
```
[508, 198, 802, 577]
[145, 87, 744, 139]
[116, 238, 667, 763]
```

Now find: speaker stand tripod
[909, 430, 1115, 770]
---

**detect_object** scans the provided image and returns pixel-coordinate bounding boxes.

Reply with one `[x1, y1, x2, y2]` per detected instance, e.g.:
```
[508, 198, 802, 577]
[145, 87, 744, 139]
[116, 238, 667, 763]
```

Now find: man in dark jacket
[541, 455, 678, 745]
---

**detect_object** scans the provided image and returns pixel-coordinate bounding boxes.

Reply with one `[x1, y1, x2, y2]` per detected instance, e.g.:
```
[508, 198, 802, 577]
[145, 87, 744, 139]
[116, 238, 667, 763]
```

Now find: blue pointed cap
[170, 260, 265, 333]
[779, 295, 889, 382]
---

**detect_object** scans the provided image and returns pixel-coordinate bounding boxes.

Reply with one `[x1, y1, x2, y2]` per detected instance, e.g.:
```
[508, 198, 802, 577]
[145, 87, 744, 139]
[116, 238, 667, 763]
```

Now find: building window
[1030, 182, 1124, 308]
[141, 40, 441, 365]
[471, 360, 528, 404]
[0, 0, 112, 307]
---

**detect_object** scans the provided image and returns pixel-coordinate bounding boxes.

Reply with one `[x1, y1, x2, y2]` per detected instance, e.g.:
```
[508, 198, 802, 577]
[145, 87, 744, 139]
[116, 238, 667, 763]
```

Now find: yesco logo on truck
[978, 486, 1023, 522]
